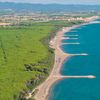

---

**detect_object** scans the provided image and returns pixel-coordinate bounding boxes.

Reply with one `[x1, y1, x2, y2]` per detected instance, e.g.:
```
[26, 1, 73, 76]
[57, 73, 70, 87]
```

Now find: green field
[0, 21, 84, 100]
[0, 23, 57, 100]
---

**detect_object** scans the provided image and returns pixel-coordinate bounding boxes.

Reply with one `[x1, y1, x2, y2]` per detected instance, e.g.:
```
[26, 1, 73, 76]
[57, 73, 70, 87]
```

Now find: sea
[48, 19, 100, 100]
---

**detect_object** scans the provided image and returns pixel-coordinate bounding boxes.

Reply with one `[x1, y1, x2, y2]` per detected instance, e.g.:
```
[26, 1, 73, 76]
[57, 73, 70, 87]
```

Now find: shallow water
[49, 22, 100, 100]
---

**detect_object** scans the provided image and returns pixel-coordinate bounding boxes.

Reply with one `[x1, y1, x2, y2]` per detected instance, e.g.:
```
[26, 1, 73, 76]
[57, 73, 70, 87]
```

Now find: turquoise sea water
[49, 21, 100, 100]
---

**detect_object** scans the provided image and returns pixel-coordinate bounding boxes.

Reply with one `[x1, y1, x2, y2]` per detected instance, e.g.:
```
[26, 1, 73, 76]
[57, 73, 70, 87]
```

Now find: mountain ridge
[0, 2, 100, 12]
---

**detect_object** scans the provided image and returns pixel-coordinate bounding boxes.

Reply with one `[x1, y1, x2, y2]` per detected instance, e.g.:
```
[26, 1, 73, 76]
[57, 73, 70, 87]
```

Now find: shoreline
[33, 24, 85, 100]
[26, 16, 99, 100]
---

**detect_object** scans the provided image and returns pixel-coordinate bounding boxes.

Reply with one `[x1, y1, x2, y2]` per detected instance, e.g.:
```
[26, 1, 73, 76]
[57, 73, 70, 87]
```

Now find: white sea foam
[68, 38, 78, 40]
[70, 31, 77, 32]
[62, 37, 78, 40]
[70, 53, 88, 56]
[89, 21, 100, 24]
[65, 35, 79, 36]
[62, 42, 80, 45]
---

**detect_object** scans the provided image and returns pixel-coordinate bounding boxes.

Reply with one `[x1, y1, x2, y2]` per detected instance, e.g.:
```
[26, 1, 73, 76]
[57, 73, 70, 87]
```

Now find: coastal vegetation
[0, 20, 84, 100]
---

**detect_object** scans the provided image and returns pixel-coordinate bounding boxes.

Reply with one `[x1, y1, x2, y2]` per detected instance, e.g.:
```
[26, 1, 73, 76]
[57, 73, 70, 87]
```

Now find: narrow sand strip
[33, 24, 96, 100]
[26, 17, 98, 100]
[33, 27, 71, 100]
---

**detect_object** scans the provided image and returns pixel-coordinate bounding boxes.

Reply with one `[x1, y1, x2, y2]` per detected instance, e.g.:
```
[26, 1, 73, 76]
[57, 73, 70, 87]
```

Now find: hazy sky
[0, 0, 100, 4]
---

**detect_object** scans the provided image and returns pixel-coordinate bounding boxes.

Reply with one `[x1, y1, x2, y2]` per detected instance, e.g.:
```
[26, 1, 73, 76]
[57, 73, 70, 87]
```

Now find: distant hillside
[0, 2, 100, 12]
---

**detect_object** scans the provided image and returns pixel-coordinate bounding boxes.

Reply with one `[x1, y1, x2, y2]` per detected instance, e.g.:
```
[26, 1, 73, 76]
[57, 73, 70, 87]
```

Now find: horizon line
[0, 1, 100, 5]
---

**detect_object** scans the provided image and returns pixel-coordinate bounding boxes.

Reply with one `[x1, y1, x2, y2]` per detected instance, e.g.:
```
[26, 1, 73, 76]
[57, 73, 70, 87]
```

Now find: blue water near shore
[49, 21, 100, 100]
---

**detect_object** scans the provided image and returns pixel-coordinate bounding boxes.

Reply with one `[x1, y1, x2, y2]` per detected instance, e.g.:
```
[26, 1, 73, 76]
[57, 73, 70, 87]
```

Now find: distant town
[0, 11, 99, 26]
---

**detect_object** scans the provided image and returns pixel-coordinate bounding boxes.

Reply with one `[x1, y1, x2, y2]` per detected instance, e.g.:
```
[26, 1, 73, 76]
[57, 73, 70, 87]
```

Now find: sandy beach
[33, 24, 92, 100]
[26, 16, 98, 100]
[34, 26, 71, 100]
